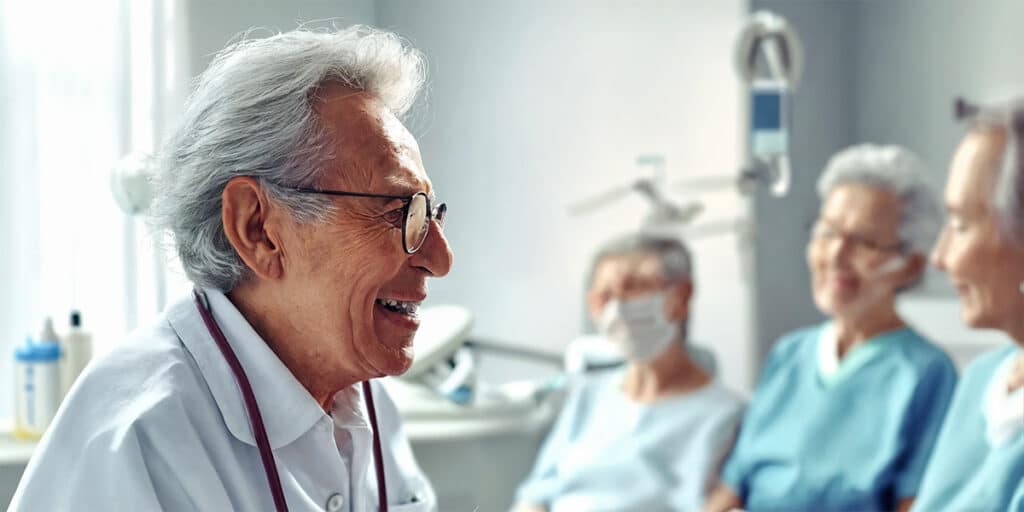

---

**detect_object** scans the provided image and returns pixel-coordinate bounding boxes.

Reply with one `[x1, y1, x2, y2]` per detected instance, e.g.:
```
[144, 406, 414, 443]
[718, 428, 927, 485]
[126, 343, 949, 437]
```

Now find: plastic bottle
[39, 317, 58, 346]
[13, 326, 62, 440]
[60, 310, 93, 397]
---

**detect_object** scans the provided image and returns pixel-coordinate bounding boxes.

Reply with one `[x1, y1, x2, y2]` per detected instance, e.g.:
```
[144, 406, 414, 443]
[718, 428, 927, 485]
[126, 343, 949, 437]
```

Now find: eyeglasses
[291, 188, 447, 254]
[809, 220, 903, 255]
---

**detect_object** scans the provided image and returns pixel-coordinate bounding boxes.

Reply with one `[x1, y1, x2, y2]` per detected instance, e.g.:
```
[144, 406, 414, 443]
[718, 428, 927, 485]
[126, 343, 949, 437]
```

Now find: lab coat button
[325, 493, 344, 511]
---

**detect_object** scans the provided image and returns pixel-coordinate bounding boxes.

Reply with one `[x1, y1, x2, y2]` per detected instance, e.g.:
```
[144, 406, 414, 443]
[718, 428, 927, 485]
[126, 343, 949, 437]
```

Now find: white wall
[186, 0, 377, 77]
[853, 0, 1024, 183]
[377, 0, 752, 391]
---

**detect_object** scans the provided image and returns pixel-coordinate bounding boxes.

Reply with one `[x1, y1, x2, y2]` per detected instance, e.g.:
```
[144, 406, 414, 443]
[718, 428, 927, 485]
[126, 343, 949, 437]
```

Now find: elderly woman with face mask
[11, 26, 452, 511]
[513, 234, 745, 512]
[705, 145, 958, 512]
[911, 99, 1024, 511]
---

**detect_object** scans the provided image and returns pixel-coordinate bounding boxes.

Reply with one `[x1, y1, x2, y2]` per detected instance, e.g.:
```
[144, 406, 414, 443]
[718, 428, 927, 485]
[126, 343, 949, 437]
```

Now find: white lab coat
[10, 289, 436, 511]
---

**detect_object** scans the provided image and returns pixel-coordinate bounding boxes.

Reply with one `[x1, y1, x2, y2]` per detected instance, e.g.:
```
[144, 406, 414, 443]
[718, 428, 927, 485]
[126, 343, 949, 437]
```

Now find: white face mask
[596, 291, 678, 361]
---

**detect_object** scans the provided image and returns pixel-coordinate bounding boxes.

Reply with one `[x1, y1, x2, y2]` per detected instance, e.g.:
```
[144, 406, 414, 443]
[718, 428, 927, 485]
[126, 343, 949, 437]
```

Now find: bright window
[0, 0, 188, 421]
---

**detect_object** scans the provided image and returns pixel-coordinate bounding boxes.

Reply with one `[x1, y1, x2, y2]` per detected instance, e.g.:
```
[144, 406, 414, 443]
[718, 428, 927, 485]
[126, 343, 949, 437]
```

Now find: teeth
[376, 298, 420, 315]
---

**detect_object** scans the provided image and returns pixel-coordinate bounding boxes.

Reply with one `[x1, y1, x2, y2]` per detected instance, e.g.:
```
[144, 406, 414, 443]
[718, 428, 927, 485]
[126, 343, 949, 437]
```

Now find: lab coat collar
[167, 288, 327, 449]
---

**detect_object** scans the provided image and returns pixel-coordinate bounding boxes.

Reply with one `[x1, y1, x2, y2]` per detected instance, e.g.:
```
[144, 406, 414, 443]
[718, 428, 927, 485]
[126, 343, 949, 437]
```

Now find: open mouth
[375, 298, 421, 318]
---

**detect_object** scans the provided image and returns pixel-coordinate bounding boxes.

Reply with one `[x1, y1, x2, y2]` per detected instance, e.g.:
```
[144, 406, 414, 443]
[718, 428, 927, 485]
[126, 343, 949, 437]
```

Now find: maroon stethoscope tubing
[193, 290, 388, 512]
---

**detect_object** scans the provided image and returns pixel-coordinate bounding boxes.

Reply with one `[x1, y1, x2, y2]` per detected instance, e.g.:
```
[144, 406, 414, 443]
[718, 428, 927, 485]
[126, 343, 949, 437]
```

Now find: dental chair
[382, 306, 564, 512]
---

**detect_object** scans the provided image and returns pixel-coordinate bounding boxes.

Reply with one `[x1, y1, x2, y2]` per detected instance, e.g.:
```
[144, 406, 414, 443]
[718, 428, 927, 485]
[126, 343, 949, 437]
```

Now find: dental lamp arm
[464, 338, 564, 368]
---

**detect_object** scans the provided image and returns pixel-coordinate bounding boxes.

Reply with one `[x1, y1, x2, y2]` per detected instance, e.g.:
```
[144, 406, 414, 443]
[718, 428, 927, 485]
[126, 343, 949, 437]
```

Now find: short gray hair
[150, 25, 426, 291]
[587, 233, 694, 289]
[816, 144, 941, 255]
[958, 99, 1024, 244]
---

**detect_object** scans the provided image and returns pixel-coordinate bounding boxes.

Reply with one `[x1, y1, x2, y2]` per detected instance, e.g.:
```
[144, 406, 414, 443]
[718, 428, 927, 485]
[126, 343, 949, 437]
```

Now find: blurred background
[1, 0, 1021, 509]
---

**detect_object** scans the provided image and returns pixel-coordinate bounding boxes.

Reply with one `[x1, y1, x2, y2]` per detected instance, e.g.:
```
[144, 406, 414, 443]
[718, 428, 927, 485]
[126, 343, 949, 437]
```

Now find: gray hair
[958, 99, 1024, 244]
[586, 233, 694, 289]
[150, 25, 426, 291]
[816, 144, 941, 256]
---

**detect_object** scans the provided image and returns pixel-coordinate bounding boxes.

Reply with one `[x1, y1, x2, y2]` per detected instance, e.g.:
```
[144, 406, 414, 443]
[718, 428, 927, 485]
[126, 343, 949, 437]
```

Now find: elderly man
[514, 233, 745, 512]
[11, 26, 451, 511]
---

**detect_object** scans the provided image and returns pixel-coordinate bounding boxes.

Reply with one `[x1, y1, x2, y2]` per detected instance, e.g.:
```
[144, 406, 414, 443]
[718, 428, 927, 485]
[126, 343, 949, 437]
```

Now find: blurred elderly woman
[514, 234, 745, 512]
[11, 26, 451, 511]
[705, 145, 958, 512]
[912, 99, 1024, 510]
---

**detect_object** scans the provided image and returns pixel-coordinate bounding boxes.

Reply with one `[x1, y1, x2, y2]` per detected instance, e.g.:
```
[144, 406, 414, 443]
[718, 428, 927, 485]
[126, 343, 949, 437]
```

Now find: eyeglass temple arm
[292, 188, 408, 201]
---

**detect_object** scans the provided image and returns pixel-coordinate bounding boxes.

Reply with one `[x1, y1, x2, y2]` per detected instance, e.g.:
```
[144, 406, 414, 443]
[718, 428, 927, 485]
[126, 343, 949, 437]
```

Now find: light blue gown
[911, 343, 1024, 511]
[515, 369, 745, 511]
[721, 323, 958, 511]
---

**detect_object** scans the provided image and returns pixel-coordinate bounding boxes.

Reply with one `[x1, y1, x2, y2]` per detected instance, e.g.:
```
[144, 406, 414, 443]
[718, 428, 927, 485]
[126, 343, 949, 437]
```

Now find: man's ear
[665, 280, 694, 322]
[221, 177, 285, 281]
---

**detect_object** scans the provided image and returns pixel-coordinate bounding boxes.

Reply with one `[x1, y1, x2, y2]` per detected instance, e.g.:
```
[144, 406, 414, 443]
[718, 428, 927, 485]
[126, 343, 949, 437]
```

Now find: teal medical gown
[720, 324, 958, 511]
[516, 369, 745, 511]
[912, 343, 1024, 511]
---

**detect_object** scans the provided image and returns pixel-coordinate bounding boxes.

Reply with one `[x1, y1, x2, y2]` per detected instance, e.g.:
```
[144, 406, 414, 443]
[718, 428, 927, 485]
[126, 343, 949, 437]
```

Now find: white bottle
[60, 310, 93, 397]
[13, 321, 62, 440]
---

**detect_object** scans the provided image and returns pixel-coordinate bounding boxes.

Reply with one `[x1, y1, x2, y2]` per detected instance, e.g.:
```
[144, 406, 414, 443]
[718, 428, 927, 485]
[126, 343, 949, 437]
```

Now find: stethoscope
[193, 289, 389, 512]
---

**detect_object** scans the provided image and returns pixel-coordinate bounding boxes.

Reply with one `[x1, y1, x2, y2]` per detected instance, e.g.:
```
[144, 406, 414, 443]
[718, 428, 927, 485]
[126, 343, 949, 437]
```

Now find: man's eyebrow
[380, 188, 435, 201]
[384, 174, 433, 198]
[389, 185, 436, 202]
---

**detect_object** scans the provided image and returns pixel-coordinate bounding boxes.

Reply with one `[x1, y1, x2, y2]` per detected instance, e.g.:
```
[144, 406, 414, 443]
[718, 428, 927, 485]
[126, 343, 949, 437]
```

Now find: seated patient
[514, 234, 745, 512]
[913, 98, 1024, 510]
[705, 145, 959, 512]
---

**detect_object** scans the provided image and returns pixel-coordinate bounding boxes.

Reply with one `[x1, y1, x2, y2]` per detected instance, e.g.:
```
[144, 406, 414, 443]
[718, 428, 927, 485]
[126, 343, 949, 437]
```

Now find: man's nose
[412, 220, 453, 277]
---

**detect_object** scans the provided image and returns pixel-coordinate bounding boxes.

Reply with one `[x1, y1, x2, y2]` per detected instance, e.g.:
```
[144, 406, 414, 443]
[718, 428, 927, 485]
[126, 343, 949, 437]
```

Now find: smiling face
[275, 85, 453, 378]
[931, 128, 1024, 333]
[807, 183, 919, 321]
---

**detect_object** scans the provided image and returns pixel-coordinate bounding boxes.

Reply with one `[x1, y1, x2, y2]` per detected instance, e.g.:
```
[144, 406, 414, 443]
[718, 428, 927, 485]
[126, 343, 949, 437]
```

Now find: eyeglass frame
[289, 187, 446, 254]
[807, 218, 905, 256]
